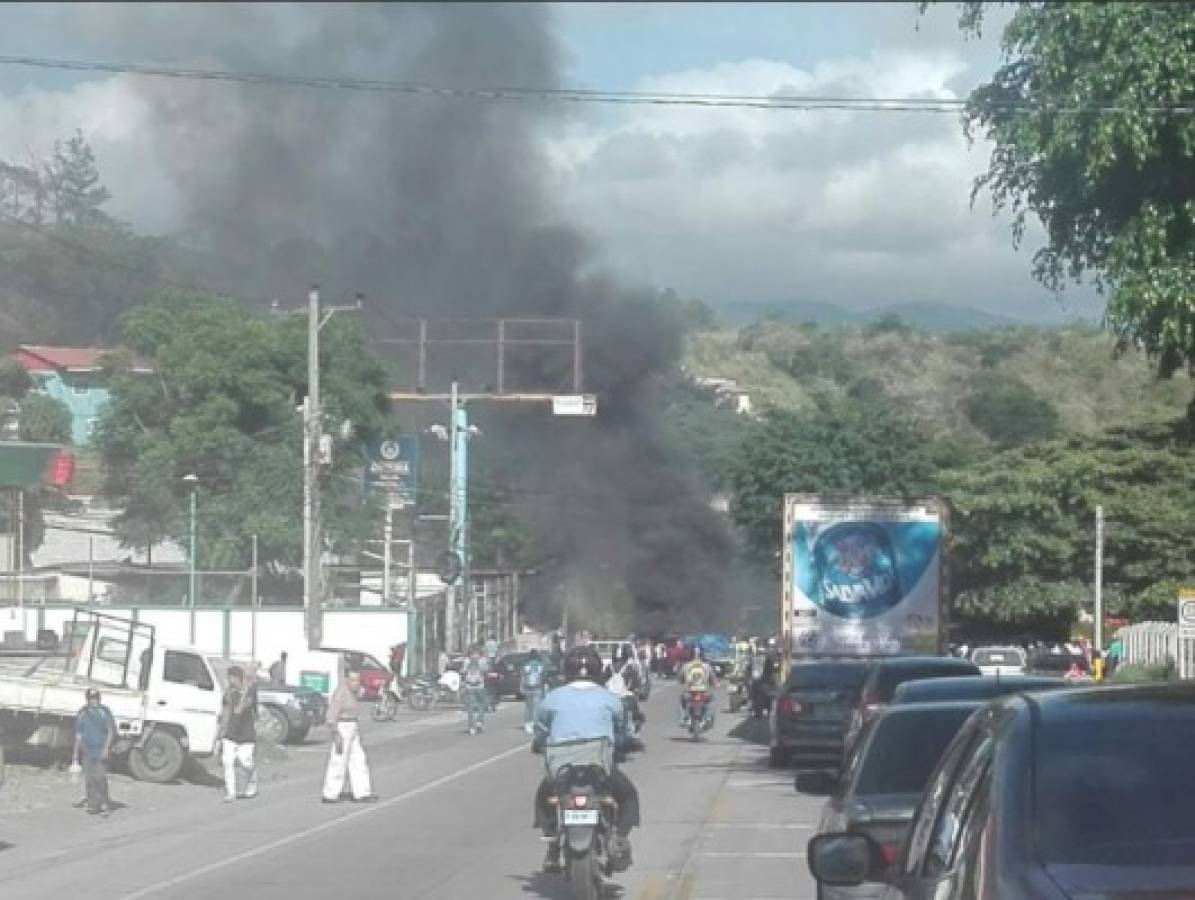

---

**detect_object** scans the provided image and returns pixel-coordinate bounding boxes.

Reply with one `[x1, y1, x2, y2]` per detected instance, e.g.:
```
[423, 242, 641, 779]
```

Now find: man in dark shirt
[73, 688, 115, 816]
[268, 652, 288, 686]
[218, 666, 258, 802]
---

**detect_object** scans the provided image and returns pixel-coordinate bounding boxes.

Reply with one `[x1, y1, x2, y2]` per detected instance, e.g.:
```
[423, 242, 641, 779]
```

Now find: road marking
[113, 741, 529, 900]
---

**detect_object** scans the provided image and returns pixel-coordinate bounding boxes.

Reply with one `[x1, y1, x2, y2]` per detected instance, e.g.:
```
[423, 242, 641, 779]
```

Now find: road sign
[366, 436, 418, 509]
[1179, 589, 1195, 637]
[552, 394, 597, 417]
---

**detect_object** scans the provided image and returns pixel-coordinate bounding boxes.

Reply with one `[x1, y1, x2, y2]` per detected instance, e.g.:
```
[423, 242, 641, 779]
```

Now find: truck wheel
[128, 730, 185, 783]
[287, 723, 310, 745]
[258, 706, 291, 745]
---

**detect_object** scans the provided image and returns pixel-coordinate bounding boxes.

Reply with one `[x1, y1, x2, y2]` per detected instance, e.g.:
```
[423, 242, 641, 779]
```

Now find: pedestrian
[322, 669, 377, 803]
[484, 633, 500, 711]
[462, 646, 489, 735]
[268, 651, 288, 686]
[218, 665, 258, 802]
[521, 649, 547, 735]
[72, 688, 114, 817]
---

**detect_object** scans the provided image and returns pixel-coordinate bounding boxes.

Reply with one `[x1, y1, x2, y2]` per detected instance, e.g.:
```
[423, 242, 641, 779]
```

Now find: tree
[944, 422, 1195, 627]
[946, 3, 1195, 384]
[95, 291, 392, 569]
[18, 394, 72, 444]
[44, 130, 114, 229]
[729, 395, 939, 563]
[964, 370, 1060, 446]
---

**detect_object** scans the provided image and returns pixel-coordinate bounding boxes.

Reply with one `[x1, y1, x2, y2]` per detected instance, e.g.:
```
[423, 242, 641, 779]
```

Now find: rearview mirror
[795, 770, 838, 796]
[807, 833, 883, 886]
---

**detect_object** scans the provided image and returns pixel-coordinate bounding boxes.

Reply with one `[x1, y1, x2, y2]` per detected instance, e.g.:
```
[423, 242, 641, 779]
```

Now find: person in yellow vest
[1092, 650, 1106, 682]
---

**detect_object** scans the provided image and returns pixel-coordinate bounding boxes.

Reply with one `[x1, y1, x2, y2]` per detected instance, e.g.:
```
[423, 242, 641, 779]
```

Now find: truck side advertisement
[783, 495, 947, 658]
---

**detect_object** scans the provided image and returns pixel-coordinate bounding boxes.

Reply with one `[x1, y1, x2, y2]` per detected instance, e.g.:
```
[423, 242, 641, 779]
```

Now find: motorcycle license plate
[563, 809, 599, 826]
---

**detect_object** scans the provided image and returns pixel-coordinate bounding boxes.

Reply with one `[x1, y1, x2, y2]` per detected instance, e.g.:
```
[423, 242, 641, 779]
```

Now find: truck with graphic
[782, 495, 948, 667]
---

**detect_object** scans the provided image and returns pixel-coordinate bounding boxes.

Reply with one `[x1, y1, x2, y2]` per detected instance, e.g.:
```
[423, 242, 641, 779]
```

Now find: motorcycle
[725, 672, 749, 713]
[405, 671, 462, 711]
[371, 679, 405, 721]
[682, 691, 714, 740]
[551, 763, 625, 900]
[615, 696, 645, 759]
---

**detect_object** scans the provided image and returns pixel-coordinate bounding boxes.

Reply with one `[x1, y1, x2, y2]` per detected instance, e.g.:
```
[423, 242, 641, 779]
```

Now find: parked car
[844, 657, 981, 754]
[808, 684, 1195, 899]
[810, 701, 983, 899]
[969, 645, 1027, 676]
[1027, 649, 1093, 682]
[322, 648, 393, 701]
[484, 652, 559, 700]
[256, 680, 318, 745]
[891, 674, 1069, 705]
[768, 659, 869, 768]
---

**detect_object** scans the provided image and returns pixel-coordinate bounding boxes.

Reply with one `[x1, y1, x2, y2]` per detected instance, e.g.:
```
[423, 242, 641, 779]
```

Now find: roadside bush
[1108, 661, 1179, 684]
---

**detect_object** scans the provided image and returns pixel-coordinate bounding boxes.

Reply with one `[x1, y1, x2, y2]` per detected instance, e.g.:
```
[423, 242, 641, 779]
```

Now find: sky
[0, 2, 1103, 325]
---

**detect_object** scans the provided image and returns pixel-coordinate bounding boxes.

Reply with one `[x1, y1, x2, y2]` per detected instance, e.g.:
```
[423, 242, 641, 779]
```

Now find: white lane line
[699, 851, 806, 859]
[114, 741, 529, 900]
[705, 822, 813, 830]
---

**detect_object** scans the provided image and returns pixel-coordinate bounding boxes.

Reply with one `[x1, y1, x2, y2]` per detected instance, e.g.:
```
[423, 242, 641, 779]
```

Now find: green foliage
[954, 2, 1195, 379]
[661, 378, 749, 492]
[729, 396, 938, 563]
[18, 393, 72, 444]
[1108, 661, 1179, 684]
[945, 423, 1195, 624]
[95, 291, 391, 568]
[964, 370, 1060, 446]
[0, 359, 32, 399]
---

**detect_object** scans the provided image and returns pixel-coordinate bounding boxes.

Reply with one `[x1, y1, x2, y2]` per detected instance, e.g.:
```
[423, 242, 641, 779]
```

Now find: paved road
[0, 683, 822, 900]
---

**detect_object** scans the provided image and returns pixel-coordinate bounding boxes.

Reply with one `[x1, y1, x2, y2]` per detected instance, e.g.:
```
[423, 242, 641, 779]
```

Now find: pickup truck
[0, 609, 222, 783]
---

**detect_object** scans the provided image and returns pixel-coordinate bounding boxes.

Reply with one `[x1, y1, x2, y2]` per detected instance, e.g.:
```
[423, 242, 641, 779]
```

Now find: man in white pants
[322, 669, 377, 804]
[218, 666, 258, 802]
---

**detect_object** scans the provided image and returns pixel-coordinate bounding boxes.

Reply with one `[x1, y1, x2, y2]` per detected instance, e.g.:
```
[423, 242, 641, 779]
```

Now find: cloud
[546, 49, 1077, 320]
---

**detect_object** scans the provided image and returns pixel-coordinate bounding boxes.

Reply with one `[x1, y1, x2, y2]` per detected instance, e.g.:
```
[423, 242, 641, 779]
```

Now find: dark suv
[843, 656, 980, 753]
[769, 660, 869, 768]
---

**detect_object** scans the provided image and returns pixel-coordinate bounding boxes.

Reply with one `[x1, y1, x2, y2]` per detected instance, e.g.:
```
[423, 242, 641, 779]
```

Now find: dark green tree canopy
[947, 2, 1195, 380]
[96, 291, 391, 568]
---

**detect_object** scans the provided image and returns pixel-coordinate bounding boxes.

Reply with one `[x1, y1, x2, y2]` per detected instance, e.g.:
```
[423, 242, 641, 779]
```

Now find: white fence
[1118, 622, 1195, 679]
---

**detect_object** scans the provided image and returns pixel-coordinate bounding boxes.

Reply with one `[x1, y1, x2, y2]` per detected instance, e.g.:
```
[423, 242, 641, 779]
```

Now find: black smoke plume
[60, 3, 731, 631]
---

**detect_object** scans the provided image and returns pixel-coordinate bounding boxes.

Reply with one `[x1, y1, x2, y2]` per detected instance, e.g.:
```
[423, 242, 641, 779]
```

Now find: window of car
[163, 651, 215, 691]
[922, 732, 994, 877]
[1034, 713, 1195, 865]
[972, 648, 1024, 667]
[853, 707, 979, 797]
[785, 663, 868, 693]
[904, 716, 983, 875]
[874, 662, 979, 701]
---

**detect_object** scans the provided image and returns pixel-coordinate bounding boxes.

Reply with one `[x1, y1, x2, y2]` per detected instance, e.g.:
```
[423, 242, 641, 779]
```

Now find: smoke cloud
[59, 2, 732, 631]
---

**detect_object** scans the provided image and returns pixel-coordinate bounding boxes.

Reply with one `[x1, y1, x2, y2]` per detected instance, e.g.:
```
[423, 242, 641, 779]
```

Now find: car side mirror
[807, 833, 885, 887]
[795, 770, 838, 796]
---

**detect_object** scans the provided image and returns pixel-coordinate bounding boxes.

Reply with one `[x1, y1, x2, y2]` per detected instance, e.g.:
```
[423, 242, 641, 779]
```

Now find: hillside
[713, 299, 1050, 331]
[680, 321, 1193, 445]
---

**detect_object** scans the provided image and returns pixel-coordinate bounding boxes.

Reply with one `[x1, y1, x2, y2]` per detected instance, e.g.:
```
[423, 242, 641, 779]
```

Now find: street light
[183, 473, 198, 645]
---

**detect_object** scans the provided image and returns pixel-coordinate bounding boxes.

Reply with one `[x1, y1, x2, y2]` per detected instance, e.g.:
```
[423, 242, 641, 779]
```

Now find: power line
[0, 53, 1191, 116]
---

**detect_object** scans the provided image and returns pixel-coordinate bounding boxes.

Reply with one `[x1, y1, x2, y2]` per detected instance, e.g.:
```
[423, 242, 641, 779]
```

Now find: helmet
[563, 646, 603, 683]
[85, 688, 101, 701]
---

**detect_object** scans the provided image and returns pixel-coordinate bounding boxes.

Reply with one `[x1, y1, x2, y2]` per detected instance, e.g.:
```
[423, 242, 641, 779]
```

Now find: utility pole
[250, 533, 259, 661]
[301, 285, 363, 651]
[184, 473, 198, 644]
[1095, 505, 1105, 652]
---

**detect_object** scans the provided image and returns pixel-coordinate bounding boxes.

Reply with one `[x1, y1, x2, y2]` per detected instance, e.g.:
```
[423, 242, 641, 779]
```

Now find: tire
[768, 746, 790, 768]
[257, 706, 290, 745]
[567, 849, 600, 900]
[288, 723, 310, 745]
[409, 690, 433, 711]
[371, 693, 396, 722]
[128, 729, 185, 783]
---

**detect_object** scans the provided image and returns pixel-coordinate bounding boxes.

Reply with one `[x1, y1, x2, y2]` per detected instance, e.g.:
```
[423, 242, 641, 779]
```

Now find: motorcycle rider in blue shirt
[532, 645, 640, 874]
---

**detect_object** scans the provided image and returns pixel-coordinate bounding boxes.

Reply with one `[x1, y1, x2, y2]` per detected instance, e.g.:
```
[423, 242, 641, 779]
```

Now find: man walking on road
[218, 666, 258, 802]
[323, 669, 376, 803]
[520, 649, 546, 735]
[462, 646, 489, 735]
[73, 688, 115, 817]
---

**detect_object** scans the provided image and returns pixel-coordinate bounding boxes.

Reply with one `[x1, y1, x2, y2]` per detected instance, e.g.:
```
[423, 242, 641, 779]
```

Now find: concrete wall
[1, 604, 408, 673]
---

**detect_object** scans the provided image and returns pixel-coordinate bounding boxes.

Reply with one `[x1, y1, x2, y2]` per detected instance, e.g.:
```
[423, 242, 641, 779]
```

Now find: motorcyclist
[532, 645, 640, 874]
[605, 650, 646, 739]
[678, 645, 717, 724]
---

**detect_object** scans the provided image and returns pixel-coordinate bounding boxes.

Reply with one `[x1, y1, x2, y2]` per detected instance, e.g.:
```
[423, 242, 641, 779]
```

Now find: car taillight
[778, 696, 803, 716]
[879, 842, 900, 866]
